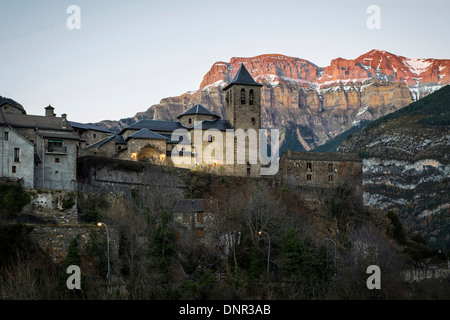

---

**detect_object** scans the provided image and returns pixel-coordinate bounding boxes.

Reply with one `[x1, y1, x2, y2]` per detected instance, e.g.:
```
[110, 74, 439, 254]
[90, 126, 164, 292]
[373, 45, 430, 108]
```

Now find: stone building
[0, 103, 81, 190]
[173, 199, 217, 244]
[69, 121, 112, 150]
[279, 149, 363, 200]
[84, 63, 266, 176]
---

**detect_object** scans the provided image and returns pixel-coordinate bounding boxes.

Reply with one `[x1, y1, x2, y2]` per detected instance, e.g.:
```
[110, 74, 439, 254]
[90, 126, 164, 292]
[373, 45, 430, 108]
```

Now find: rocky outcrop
[98, 50, 450, 150]
[337, 86, 450, 247]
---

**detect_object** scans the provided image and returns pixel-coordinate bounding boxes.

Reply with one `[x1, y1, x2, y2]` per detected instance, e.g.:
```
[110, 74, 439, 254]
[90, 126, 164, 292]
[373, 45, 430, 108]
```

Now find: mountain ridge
[96, 50, 449, 150]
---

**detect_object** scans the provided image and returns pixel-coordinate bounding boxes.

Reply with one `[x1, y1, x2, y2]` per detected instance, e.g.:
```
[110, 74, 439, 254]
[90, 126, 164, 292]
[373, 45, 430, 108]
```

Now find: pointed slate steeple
[223, 63, 263, 90]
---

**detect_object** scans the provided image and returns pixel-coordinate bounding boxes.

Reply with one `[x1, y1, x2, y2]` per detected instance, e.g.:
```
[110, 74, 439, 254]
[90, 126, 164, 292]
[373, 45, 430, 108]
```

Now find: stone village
[0, 64, 362, 262]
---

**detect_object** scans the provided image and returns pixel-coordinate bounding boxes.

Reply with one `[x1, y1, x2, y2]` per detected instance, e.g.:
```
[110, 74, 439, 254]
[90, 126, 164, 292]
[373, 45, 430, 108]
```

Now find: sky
[1, 0, 449, 123]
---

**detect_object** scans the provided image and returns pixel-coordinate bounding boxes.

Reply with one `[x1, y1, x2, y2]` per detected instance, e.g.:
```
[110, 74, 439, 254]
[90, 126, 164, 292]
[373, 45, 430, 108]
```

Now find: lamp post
[325, 237, 337, 277]
[258, 230, 271, 276]
[97, 222, 110, 284]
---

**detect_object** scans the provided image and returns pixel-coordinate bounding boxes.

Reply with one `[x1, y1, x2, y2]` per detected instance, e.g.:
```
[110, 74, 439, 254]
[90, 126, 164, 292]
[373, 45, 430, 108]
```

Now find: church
[84, 63, 268, 177]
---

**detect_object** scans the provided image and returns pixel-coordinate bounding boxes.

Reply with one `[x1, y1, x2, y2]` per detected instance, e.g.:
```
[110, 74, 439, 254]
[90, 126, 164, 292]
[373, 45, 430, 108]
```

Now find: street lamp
[258, 230, 271, 276]
[97, 222, 110, 284]
[325, 237, 337, 277]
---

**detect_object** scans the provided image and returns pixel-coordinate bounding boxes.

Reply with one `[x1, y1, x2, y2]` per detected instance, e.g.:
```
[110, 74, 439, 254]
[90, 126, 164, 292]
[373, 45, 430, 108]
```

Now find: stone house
[0, 103, 81, 190]
[279, 149, 363, 200]
[173, 199, 217, 244]
[69, 121, 112, 150]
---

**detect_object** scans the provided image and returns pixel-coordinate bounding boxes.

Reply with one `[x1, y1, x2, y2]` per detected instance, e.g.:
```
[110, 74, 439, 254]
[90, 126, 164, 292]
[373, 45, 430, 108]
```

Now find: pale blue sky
[1, 0, 449, 123]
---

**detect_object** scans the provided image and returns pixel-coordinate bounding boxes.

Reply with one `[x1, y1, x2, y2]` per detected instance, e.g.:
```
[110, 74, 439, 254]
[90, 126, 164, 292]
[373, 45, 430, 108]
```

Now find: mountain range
[337, 85, 449, 248]
[97, 49, 450, 152]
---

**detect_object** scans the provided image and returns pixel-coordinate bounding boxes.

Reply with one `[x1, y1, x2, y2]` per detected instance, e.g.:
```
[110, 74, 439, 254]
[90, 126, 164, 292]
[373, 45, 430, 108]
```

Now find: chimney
[288, 148, 292, 158]
[61, 113, 67, 129]
[45, 105, 55, 117]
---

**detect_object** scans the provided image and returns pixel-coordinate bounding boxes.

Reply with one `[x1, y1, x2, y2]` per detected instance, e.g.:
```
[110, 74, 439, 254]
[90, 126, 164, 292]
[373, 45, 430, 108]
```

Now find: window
[183, 213, 189, 223]
[251, 117, 255, 124]
[197, 212, 204, 224]
[306, 162, 312, 170]
[196, 228, 205, 238]
[328, 163, 333, 172]
[328, 175, 333, 182]
[307, 174, 312, 181]
[14, 148, 20, 162]
[188, 118, 192, 124]
[208, 135, 213, 142]
[241, 88, 245, 104]
[247, 162, 251, 176]
[4, 132, 9, 141]
[93, 133, 97, 139]
[12, 166, 16, 173]
[47, 139, 64, 153]
[249, 89, 254, 105]
[55, 158, 60, 163]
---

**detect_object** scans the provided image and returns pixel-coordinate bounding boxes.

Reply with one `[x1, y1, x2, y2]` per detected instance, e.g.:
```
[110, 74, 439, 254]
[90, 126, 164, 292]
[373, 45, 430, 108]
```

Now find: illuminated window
[131, 152, 138, 160]
[183, 213, 189, 223]
[197, 212, 204, 223]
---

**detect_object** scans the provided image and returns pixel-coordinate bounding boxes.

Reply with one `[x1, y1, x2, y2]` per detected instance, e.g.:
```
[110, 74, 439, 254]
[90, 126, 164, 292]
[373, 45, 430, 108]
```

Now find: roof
[86, 135, 115, 149]
[0, 113, 74, 131]
[69, 121, 112, 133]
[119, 119, 184, 135]
[159, 132, 191, 145]
[115, 134, 127, 144]
[173, 199, 216, 212]
[283, 150, 362, 162]
[223, 63, 263, 90]
[36, 130, 82, 141]
[192, 119, 233, 131]
[177, 104, 220, 119]
[127, 128, 169, 140]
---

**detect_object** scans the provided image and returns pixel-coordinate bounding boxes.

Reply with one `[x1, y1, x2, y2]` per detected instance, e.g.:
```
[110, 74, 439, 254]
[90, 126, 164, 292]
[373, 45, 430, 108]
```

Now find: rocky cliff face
[98, 50, 450, 150]
[337, 85, 450, 248]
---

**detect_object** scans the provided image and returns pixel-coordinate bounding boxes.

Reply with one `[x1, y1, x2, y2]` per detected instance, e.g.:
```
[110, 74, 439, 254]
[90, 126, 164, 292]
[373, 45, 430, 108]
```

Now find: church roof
[192, 119, 233, 131]
[119, 119, 184, 135]
[127, 128, 169, 140]
[223, 63, 263, 90]
[177, 104, 220, 119]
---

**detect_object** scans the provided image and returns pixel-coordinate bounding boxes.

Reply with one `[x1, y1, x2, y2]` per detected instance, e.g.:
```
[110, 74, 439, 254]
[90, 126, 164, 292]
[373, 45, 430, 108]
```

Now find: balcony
[46, 145, 67, 154]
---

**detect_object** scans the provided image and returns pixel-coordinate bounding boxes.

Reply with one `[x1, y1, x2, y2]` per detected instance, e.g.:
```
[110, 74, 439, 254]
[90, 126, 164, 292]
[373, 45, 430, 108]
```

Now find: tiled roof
[177, 104, 220, 119]
[86, 135, 115, 149]
[223, 63, 263, 90]
[1, 113, 74, 131]
[284, 151, 362, 162]
[69, 121, 112, 133]
[173, 199, 216, 212]
[192, 119, 233, 131]
[127, 128, 169, 140]
[119, 119, 184, 135]
[36, 130, 82, 140]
